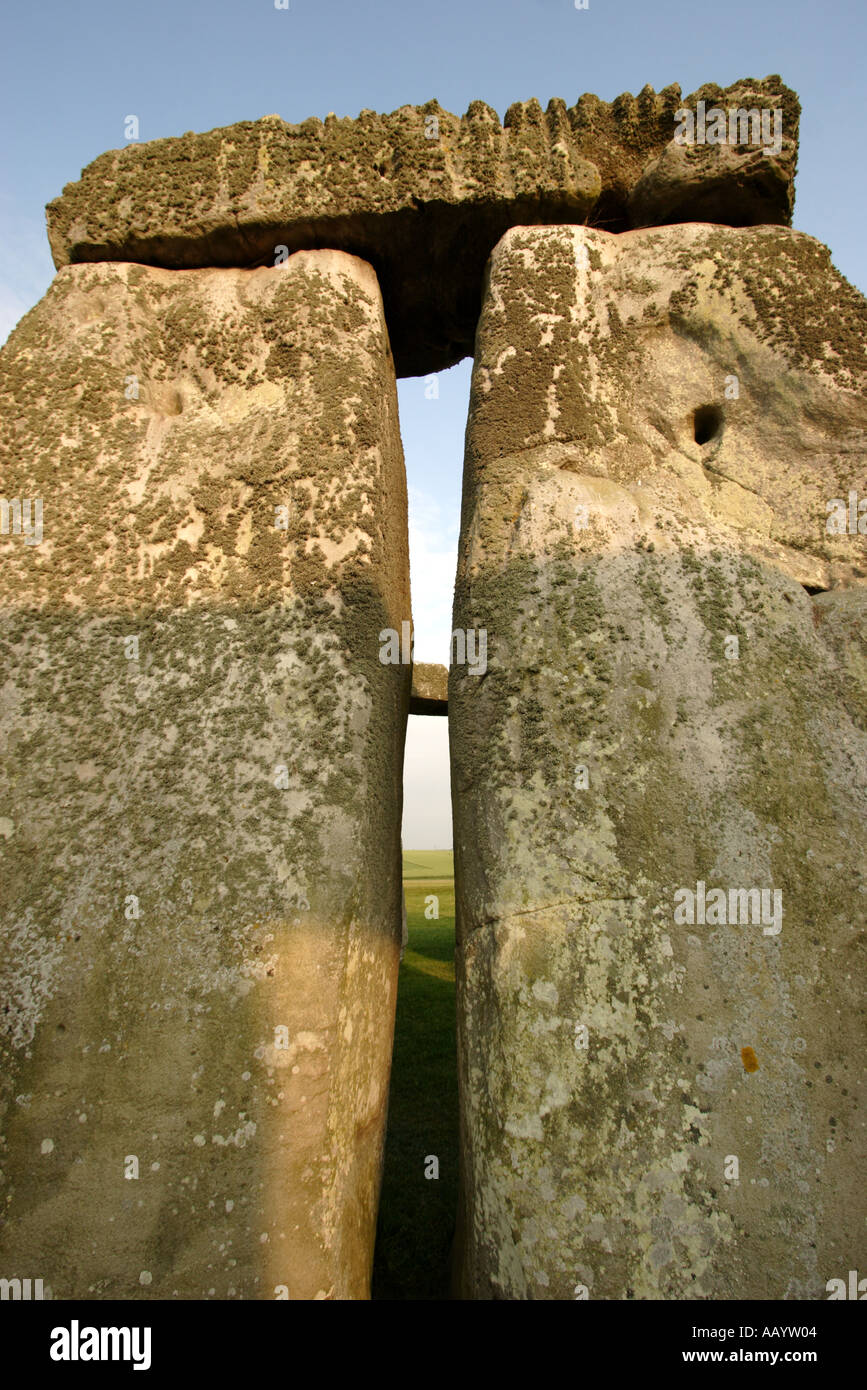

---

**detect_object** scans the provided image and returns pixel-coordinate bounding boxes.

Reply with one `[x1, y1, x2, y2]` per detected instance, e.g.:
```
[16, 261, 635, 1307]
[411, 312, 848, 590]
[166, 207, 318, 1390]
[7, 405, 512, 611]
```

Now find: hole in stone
[693, 403, 723, 446]
[371, 358, 470, 1300]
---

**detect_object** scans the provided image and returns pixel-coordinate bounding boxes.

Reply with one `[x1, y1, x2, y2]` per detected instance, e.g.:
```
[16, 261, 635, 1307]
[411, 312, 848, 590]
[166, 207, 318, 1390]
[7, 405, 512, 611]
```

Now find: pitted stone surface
[450, 223, 867, 1300]
[0, 250, 410, 1299]
[463, 223, 867, 591]
[46, 77, 798, 377]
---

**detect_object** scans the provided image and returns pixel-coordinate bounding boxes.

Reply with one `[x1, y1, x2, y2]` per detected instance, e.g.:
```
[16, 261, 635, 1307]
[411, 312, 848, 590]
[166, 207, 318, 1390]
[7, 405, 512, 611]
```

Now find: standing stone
[0, 250, 410, 1299]
[451, 223, 867, 1299]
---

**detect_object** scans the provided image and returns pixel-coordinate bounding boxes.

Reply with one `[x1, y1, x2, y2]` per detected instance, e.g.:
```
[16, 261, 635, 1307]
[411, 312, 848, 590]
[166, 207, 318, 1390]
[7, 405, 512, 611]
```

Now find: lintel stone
[46, 77, 799, 378]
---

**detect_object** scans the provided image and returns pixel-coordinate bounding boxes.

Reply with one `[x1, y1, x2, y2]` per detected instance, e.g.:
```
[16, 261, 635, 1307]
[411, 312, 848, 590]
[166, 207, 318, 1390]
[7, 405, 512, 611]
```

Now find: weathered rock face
[450, 224, 867, 1299]
[0, 251, 410, 1299]
[463, 223, 866, 591]
[410, 662, 448, 715]
[46, 78, 798, 378]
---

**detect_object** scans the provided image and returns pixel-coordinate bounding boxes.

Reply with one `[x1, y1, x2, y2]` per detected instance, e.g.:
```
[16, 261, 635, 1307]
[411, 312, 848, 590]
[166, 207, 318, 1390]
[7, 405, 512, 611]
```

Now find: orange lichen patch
[741, 1046, 760, 1073]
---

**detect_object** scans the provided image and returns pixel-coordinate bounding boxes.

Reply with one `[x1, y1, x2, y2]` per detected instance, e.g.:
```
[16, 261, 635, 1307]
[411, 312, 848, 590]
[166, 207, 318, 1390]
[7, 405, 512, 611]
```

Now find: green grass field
[401, 849, 454, 880]
[371, 873, 457, 1300]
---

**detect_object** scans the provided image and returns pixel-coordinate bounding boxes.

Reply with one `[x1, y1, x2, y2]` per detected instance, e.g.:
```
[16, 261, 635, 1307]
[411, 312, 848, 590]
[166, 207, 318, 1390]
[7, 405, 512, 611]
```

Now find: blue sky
[1, 0, 863, 846]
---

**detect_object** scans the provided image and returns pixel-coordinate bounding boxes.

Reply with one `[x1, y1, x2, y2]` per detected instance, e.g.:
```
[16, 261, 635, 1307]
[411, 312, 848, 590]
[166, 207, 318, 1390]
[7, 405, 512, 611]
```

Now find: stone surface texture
[46, 78, 798, 377]
[4, 72, 865, 1305]
[450, 223, 867, 1299]
[410, 662, 448, 714]
[0, 250, 410, 1299]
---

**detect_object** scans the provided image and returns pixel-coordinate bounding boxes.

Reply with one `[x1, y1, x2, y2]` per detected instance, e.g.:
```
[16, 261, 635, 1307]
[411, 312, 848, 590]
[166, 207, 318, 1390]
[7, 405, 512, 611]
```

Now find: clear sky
[1, 0, 863, 847]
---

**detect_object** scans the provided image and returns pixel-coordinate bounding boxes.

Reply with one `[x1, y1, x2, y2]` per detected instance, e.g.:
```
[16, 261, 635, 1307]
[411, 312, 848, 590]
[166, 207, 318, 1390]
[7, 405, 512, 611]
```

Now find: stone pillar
[451, 223, 867, 1299]
[0, 251, 410, 1299]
